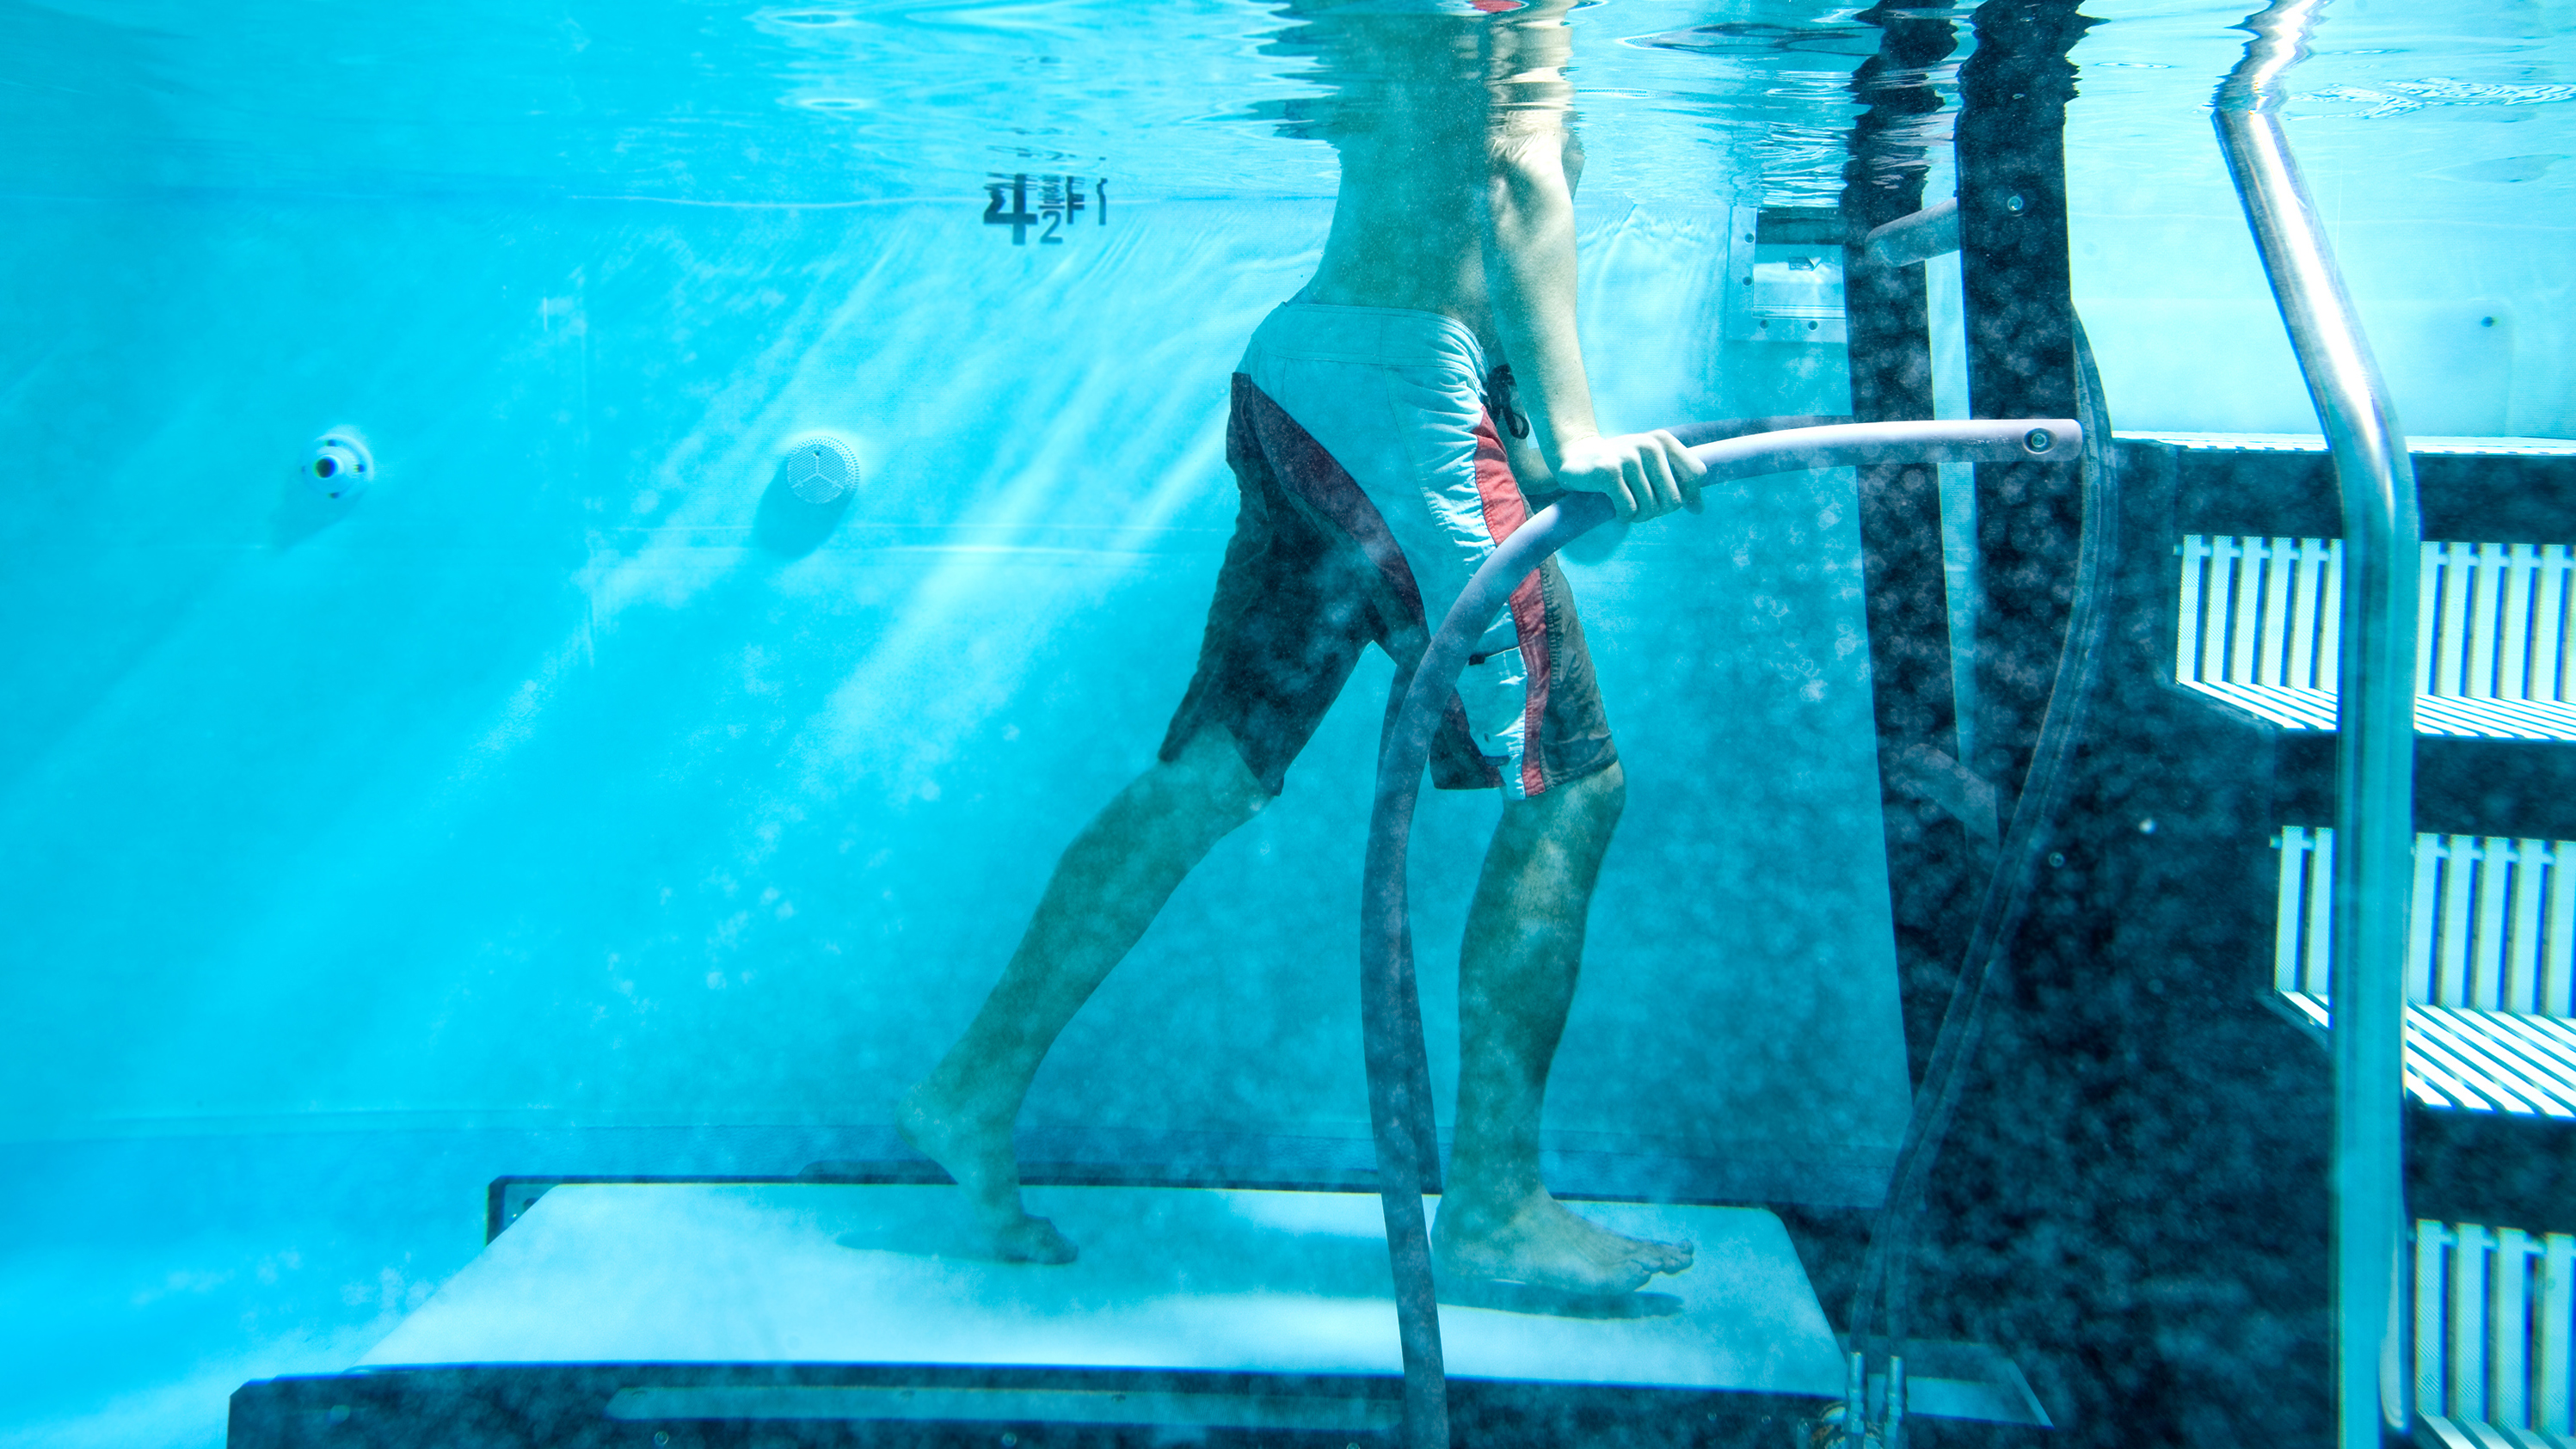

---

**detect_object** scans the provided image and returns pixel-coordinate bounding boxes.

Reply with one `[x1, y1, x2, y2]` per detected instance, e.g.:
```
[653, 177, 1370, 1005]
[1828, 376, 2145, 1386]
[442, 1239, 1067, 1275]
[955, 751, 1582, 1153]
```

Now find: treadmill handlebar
[1526, 416, 2081, 549]
[1685, 415, 2081, 485]
[1403, 415, 2081, 782]
[1359, 413, 2082, 1449]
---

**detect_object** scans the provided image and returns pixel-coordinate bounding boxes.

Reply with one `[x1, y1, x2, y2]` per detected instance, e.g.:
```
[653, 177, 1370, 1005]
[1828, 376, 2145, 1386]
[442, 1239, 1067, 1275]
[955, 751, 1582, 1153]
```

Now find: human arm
[1479, 126, 1704, 520]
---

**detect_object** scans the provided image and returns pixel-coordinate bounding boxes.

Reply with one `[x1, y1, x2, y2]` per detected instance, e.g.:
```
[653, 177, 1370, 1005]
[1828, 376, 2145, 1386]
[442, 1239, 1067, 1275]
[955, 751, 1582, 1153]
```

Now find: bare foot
[1431, 1190, 1693, 1295]
[895, 1081, 1078, 1265]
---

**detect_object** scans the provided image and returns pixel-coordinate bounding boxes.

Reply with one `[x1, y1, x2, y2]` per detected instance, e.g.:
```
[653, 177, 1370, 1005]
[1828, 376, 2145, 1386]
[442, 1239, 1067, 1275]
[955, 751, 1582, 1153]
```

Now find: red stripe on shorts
[1469, 414, 1550, 796]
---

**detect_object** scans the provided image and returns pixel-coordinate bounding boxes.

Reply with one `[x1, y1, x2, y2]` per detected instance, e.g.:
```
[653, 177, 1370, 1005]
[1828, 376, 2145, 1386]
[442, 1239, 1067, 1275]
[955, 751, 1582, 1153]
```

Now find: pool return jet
[1356, 414, 2083, 1449]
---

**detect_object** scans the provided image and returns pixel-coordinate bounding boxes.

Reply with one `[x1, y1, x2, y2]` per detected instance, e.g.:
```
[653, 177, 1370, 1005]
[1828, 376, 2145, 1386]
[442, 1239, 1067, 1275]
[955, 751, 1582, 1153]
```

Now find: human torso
[1302, 108, 1497, 342]
[1295, 17, 1579, 360]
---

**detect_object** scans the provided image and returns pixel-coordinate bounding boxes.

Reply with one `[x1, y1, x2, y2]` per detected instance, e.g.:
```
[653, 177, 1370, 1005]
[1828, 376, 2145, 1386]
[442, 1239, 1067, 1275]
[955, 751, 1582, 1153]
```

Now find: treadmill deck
[366, 1183, 1844, 1396]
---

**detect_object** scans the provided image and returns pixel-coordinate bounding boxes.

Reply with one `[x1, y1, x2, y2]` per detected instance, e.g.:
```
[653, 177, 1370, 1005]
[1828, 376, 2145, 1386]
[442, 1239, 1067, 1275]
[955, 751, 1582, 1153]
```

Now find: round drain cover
[780, 435, 860, 504]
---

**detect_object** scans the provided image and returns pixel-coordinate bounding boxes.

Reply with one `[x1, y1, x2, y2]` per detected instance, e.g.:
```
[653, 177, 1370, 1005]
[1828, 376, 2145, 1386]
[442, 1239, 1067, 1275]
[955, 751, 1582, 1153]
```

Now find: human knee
[1208, 771, 1273, 829]
[1159, 728, 1273, 829]
[1555, 760, 1625, 829]
[1493, 760, 1622, 856]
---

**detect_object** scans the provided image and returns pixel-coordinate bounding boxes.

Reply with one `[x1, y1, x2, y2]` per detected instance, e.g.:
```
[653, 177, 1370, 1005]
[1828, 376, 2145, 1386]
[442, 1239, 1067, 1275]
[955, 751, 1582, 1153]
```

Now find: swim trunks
[1159, 302, 1617, 801]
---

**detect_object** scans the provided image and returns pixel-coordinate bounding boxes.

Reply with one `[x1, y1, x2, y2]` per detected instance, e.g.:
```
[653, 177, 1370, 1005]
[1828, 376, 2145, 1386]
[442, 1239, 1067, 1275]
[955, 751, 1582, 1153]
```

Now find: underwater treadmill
[226, 421, 2074, 1449]
[227, 1173, 2048, 1447]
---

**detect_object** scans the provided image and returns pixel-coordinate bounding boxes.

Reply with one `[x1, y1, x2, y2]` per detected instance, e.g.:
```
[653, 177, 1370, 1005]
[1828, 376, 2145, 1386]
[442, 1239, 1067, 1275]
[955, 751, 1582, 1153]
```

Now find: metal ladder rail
[1358, 416, 2083, 1449]
[2213, 3, 2425, 1447]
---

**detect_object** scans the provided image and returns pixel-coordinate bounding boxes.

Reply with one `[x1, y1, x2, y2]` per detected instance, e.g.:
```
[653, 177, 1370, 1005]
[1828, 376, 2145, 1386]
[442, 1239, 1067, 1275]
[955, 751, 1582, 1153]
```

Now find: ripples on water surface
[5, 0, 2567, 214]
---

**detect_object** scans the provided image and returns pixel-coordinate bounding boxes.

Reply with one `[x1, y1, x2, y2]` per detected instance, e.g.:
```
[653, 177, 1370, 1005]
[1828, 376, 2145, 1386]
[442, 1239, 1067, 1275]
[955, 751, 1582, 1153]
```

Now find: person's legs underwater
[1433, 760, 1694, 1294]
[898, 727, 1270, 1264]
[902, 302, 1689, 1292]
[896, 344, 1380, 1262]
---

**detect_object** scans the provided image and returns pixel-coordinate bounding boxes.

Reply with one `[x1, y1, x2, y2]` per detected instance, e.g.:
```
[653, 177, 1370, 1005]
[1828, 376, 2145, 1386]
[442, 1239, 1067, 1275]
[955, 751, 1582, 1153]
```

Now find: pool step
[2271, 826, 2575, 1116]
[2418, 1415, 2575, 1449]
[2100, 433, 2576, 1277]
[2178, 533, 2576, 742]
[2412, 1218, 2576, 1446]
[2122, 434, 2576, 844]
[2276, 993, 2576, 1118]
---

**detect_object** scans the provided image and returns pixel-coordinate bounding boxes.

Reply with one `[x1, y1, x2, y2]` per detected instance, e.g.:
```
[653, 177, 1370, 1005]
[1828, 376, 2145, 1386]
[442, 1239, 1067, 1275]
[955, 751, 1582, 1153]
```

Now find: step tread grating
[2420, 1412, 2576, 1449]
[2176, 531, 2576, 743]
[2282, 994, 2576, 1116]
[2186, 679, 2576, 740]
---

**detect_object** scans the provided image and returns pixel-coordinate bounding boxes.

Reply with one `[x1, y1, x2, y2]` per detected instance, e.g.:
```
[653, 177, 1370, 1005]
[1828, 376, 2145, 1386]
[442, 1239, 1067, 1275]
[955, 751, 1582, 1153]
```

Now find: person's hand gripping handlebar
[1550, 429, 1707, 522]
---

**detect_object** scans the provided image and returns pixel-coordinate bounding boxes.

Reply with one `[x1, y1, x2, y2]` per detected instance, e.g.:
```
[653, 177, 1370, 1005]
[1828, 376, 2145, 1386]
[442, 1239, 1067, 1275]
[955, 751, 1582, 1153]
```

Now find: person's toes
[1533, 1237, 1654, 1295]
[993, 1215, 1078, 1265]
[1583, 1259, 1652, 1293]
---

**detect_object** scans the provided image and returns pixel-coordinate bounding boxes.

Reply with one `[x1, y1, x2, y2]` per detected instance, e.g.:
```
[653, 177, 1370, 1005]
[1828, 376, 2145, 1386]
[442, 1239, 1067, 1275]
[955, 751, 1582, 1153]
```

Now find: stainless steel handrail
[2214, 4, 2420, 1446]
[1360, 416, 2081, 1449]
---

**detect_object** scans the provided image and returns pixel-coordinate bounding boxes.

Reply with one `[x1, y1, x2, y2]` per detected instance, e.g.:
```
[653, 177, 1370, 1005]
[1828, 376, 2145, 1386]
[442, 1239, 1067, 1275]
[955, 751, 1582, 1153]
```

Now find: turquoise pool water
[1, 1, 2570, 1444]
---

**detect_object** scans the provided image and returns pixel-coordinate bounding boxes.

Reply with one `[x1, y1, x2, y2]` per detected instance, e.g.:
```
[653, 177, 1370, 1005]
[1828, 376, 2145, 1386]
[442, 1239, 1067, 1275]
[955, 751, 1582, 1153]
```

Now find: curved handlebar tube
[1360, 416, 2082, 1449]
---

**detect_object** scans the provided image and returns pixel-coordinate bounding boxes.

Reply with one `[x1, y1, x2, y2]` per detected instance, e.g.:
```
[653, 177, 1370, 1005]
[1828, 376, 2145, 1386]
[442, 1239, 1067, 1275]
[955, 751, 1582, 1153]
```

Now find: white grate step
[2177, 536, 2576, 742]
[2413, 1219, 2576, 1446]
[2277, 992, 2576, 1116]
[2419, 1415, 2576, 1449]
[2273, 828, 2576, 1115]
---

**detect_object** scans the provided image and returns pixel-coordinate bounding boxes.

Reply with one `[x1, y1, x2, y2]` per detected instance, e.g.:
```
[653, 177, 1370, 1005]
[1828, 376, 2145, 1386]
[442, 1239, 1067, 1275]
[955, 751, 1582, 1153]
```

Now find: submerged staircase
[1832, 429, 2576, 1449]
[2129, 430, 2576, 1447]
[2151, 432, 2576, 1100]
[1805, 0, 2576, 1439]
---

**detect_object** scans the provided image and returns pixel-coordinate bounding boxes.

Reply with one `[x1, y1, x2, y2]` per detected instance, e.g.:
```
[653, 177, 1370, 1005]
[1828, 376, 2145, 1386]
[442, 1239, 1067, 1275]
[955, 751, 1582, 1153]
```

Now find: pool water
[0, 1, 2569, 1445]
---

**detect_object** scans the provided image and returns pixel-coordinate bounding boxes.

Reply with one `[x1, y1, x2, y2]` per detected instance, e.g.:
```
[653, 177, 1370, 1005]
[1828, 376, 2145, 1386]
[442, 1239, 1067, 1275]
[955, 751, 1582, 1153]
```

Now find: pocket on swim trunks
[1455, 623, 1532, 759]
